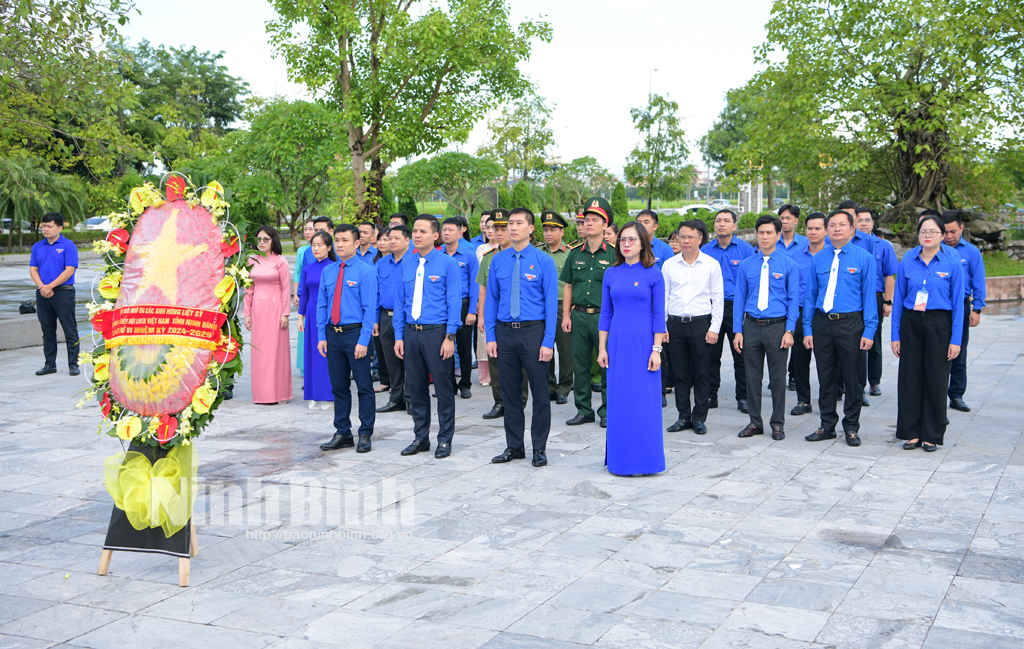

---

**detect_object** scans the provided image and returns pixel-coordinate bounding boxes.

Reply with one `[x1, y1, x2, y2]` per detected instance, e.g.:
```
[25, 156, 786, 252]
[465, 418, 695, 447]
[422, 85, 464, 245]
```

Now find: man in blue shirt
[486, 208, 558, 468]
[777, 204, 808, 254]
[29, 212, 80, 376]
[471, 210, 490, 247]
[394, 215, 463, 458]
[733, 216, 801, 441]
[316, 224, 379, 452]
[356, 221, 378, 265]
[374, 225, 411, 414]
[942, 209, 986, 412]
[803, 210, 878, 447]
[856, 208, 897, 399]
[787, 212, 827, 416]
[442, 217, 480, 399]
[636, 210, 676, 270]
[701, 209, 756, 413]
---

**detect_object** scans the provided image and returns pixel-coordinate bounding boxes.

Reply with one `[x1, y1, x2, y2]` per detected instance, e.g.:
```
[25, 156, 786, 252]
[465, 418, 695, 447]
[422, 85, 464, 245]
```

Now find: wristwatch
[785, 330, 795, 336]
[445, 333, 456, 341]
[972, 308, 982, 314]
[652, 345, 663, 352]
[883, 300, 892, 306]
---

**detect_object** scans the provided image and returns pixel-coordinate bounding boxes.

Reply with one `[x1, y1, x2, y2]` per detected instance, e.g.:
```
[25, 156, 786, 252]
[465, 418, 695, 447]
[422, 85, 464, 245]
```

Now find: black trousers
[812, 311, 865, 434]
[548, 300, 573, 397]
[788, 308, 813, 405]
[866, 292, 885, 386]
[326, 326, 375, 437]
[948, 298, 971, 400]
[743, 318, 788, 429]
[451, 299, 472, 391]
[709, 300, 746, 400]
[495, 322, 551, 452]
[36, 287, 80, 369]
[897, 309, 953, 445]
[667, 316, 711, 422]
[373, 334, 390, 387]
[379, 311, 407, 406]
[405, 327, 455, 446]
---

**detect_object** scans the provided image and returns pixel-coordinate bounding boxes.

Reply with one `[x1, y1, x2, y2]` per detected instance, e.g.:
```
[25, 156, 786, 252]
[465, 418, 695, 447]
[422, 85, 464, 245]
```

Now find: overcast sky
[123, 0, 774, 178]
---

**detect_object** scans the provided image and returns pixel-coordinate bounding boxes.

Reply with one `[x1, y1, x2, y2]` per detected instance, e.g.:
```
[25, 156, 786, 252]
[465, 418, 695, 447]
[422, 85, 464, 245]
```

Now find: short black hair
[837, 200, 860, 212]
[715, 209, 737, 223]
[919, 209, 941, 220]
[941, 209, 963, 227]
[918, 214, 946, 236]
[442, 217, 462, 229]
[637, 209, 659, 224]
[313, 215, 334, 230]
[40, 212, 64, 227]
[755, 215, 782, 233]
[335, 223, 359, 241]
[805, 211, 827, 227]
[358, 220, 374, 229]
[827, 210, 854, 228]
[678, 219, 708, 246]
[778, 204, 801, 219]
[414, 214, 440, 233]
[856, 208, 876, 220]
[256, 225, 283, 255]
[509, 207, 535, 227]
[389, 213, 409, 226]
[390, 225, 411, 239]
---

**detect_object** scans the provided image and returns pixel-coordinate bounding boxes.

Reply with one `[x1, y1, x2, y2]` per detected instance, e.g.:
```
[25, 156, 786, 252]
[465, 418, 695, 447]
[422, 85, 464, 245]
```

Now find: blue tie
[511, 253, 521, 319]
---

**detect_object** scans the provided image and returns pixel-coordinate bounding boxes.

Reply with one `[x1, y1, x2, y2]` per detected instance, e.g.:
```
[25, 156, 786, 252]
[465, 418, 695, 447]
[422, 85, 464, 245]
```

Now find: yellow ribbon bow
[103, 444, 197, 538]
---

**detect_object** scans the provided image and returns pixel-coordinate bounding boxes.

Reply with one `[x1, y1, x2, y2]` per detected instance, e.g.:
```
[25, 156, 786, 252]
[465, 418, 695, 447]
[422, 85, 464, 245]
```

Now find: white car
[84, 216, 113, 232]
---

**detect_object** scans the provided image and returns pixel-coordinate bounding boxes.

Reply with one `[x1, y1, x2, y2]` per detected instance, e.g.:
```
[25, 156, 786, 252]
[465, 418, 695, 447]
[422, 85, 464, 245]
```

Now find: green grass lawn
[983, 251, 1024, 277]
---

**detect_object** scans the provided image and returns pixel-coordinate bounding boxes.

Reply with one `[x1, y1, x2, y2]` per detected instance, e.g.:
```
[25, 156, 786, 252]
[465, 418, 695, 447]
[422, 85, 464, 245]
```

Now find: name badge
[914, 289, 928, 311]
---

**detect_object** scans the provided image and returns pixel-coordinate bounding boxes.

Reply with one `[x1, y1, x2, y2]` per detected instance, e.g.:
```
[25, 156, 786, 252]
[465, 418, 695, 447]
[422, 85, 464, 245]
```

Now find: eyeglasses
[256, 237, 272, 243]
[918, 230, 943, 237]
[677, 235, 699, 242]
[619, 236, 641, 246]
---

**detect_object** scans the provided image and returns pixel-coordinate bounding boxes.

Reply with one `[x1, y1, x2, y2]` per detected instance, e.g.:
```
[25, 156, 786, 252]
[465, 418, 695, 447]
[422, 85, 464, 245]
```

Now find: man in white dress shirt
[662, 219, 724, 435]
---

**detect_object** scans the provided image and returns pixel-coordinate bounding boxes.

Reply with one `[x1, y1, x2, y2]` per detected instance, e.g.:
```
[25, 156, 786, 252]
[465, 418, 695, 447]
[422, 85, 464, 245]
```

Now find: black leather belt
[499, 320, 544, 329]
[462, 297, 470, 304]
[409, 323, 445, 331]
[817, 310, 860, 321]
[668, 314, 711, 323]
[51, 285, 74, 292]
[745, 314, 786, 326]
[331, 323, 362, 333]
[574, 306, 600, 314]
[383, 309, 394, 316]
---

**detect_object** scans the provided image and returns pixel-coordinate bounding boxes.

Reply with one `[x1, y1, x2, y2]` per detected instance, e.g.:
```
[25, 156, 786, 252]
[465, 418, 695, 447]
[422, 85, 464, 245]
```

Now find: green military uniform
[560, 197, 617, 419]
[540, 211, 573, 400]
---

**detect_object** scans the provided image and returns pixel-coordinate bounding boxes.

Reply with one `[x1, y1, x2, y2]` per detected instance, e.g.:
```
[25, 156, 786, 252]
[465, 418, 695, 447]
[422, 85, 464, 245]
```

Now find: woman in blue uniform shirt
[891, 214, 965, 452]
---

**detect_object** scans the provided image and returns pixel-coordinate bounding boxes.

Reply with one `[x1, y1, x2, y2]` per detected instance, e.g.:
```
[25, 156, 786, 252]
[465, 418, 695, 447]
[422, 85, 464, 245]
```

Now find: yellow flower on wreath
[214, 276, 235, 304]
[191, 383, 216, 414]
[116, 416, 142, 441]
[93, 354, 111, 382]
[98, 271, 123, 300]
[129, 183, 165, 216]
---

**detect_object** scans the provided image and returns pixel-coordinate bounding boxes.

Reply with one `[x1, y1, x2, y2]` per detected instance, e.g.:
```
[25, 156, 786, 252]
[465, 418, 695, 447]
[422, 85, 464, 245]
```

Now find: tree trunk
[884, 115, 951, 223]
[765, 170, 774, 209]
[359, 158, 386, 224]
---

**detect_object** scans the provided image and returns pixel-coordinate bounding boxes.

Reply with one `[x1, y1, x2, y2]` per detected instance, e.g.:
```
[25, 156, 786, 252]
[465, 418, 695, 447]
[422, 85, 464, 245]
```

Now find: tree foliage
[266, 0, 552, 220]
[394, 152, 502, 217]
[611, 182, 628, 224]
[476, 91, 555, 183]
[511, 181, 533, 211]
[624, 95, 692, 209]
[554, 156, 612, 212]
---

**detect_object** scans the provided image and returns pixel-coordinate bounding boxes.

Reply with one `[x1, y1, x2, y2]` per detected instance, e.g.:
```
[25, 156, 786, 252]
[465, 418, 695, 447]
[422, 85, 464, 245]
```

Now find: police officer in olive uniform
[540, 210, 573, 404]
[561, 197, 617, 427]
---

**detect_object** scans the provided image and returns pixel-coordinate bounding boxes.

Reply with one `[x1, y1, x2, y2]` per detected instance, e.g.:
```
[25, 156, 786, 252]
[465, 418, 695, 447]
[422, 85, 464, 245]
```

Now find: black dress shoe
[923, 442, 938, 452]
[492, 447, 526, 463]
[566, 413, 595, 426]
[945, 416, 950, 426]
[662, 395, 667, 408]
[600, 416, 607, 428]
[471, 361, 478, 369]
[787, 377, 796, 391]
[805, 429, 837, 442]
[869, 384, 881, 396]
[555, 394, 567, 405]
[356, 434, 372, 453]
[532, 450, 547, 467]
[791, 403, 812, 416]
[771, 424, 785, 441]
[69, 366, 80, 376]
[845, 432, 862, 447]
[483, 404, 504, 419]
[591, 382, 601, 393]
[377, 401, 406, 413]
[737, 423, 763, 438]
[460, 388, 472, 399]
[549, 393, 558, 401]
[693, 421, 707, 435]
[435, 442, 451, 459]
[708, 398, 719, 409]
[903, 440, 923, 450]
[320, 434, 355, 451]
[737, 399, 749, 414]
[667, 418, 694, 432]
[35, 366, 56, 376]
[862, 393, 871, 407]
[949, 397, 971, 412]
[401, 441, 430, 456]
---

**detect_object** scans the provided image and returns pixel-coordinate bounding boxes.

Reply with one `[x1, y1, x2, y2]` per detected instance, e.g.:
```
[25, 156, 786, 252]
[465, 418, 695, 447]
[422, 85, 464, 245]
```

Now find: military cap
[491, 208, 510, 226]
[582, 196, 613, 223]
[540, 210, 567, 228]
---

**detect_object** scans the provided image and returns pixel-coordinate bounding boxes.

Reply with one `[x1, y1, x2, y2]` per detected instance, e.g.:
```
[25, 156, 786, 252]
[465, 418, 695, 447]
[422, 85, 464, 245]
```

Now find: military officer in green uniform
[560, 196, 617, 427]
[540, 210, 572, 404]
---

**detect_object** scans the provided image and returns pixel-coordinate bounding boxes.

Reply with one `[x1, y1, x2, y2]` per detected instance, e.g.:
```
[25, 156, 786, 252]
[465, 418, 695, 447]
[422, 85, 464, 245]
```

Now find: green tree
[1, 157, 89, 251]
[555, 156, 612, 212]
[236, 98, 345, 247]
[396, 194, 418, 218]
[498, 187, 512, 209]
[750, 0, 1024, 220]
[266, 0, 551, 221]
[511, 181, 533, 210]
[477, 91, 555, 183]
[379, 177, 396, 219]
[611, 182, 628, 224]
[624, 94, 691, 209]
[394, 152, 502, 217]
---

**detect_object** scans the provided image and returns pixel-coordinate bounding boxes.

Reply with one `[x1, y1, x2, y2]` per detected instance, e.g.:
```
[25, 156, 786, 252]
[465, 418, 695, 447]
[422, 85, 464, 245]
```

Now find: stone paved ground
[2, 261, 1024, 648]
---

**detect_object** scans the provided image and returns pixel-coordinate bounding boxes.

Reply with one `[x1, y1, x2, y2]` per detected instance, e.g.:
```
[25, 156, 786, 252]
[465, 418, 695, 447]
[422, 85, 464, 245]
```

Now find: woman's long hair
[310, 230, 338, 262]
[256, 225, 283, 255]
[613, 221, 656, 268]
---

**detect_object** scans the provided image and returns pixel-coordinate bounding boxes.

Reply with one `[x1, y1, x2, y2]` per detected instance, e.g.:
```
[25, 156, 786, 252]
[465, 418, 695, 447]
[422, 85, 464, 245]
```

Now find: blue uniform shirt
[375, 253, 405, 321]
[870, 234, 898, 293]
[471, 233, 486, 247]
[460, 237, 479, 253]
[30, 235, 78, 285]
[650, 238, 675, 270]
[485, 244, 559, 348]
[803, 242, 878, 339]
[734, 251, 801, 331]
[316, 257, 378, 347]
[952, 238, 986, 310]
[891, 245, 966, 345]
[393, 247, 462, 340]
[701, 236, 756, 300]
[790, 242, 819, 306]
[778, 233, 808, 255]
[444, 243, 480, 313]
[356, 246, 377, 265]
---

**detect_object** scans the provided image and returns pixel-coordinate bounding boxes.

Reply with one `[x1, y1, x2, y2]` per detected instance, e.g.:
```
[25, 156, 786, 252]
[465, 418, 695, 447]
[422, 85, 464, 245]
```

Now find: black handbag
[19, 300, 36, 314]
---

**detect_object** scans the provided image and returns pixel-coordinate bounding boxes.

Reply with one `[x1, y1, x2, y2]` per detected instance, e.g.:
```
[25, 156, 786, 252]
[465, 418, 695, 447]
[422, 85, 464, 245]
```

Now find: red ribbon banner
[106, 305, 227, 351]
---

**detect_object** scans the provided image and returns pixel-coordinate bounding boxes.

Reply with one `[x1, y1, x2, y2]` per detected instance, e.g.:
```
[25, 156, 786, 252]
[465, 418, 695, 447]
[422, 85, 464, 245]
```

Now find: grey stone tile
[745, 578, 849, 612]
[689, 548, 784, 577]
[66, 578, 178, 613]
[701, 627, 813, 648]
[816, 614, 929, 649]
[922, 626, 1021, 648]
[717, 601, 830, 642]
[594, 616, 711, 649]
[583, 559, 677, 590]
[956, 555, 1024, 583]
[0, 634, 54, 649]
[303, 608, 411, 648]
[478, 633, 588, 648]
[344, 582, 455, 617]
[210, 597, 334, 637]
[5, 571, 118, 604]
[0, 603, 123, 643]
[137, 587, 261, 624]
[0, 595, 54, 627]
[933, 599, 1024, 640]
[422, 594, 538, 631]
[372, 619, 497, 649]
[506, 605, 621, 645]
[546, 581, 651, 614]
[836, 588, 943, 623]
[620, 590, 736, 627]
[855, 565, 954, 599]
[662, 568, 762, 601]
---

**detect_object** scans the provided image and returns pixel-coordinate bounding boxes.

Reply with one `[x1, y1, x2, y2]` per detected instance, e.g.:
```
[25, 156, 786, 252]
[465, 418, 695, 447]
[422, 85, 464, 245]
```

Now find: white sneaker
[320, 401, 333, 410]
[308, 400, 319, 410]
